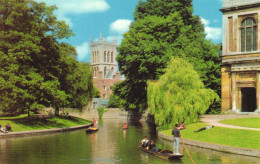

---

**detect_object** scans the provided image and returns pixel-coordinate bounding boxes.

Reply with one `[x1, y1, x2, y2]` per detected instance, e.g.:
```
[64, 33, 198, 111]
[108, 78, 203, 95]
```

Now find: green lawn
[160, 122, 260, 150]
[219, 117, 260, 128]
[0, 116, 91, 132]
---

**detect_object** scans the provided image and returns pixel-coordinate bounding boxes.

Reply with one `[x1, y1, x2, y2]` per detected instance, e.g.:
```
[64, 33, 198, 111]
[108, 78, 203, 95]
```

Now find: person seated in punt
[140, 136, 149, 148]
[5, 123, 12, 132]
[92, 118, 97, 127]
[148, 140, 159, 152]
[178, 121, 186, 130]
[123, 123, 128, 129]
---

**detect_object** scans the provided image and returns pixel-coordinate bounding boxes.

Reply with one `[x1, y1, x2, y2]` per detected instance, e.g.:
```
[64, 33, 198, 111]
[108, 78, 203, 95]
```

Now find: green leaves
[114, 0, 221, 112]
[148, 58, 219, 128]
[0, 0, 95, 114]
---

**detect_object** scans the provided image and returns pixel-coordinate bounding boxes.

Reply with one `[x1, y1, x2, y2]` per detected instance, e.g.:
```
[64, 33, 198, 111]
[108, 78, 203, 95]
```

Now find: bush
[97, 106, 105, 118]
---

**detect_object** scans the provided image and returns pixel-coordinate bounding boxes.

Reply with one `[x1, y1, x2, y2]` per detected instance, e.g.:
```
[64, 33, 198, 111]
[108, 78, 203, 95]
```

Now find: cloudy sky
[36, 0, 223, 62]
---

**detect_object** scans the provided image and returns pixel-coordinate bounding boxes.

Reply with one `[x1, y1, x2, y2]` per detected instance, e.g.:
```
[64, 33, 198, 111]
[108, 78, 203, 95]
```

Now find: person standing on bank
[172, 124, 181, 155]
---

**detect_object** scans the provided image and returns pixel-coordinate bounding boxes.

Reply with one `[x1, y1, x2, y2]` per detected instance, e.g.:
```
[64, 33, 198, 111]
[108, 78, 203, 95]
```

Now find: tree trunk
[55, 107, 59, 116]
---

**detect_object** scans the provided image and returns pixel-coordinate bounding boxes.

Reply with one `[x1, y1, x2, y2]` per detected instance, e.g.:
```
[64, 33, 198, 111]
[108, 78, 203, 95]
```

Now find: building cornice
[220, 3, 260, 13]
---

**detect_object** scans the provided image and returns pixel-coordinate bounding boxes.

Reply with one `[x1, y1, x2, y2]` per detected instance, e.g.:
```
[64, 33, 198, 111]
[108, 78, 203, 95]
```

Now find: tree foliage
[115, 0, 221, 111]
[147, 58, 219, 128]
[0, 0, 96, 115]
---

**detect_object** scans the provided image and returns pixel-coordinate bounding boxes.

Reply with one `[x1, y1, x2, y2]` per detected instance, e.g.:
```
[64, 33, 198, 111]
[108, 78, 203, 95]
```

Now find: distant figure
[66, 113, 71, 119]
[194, 125, 214, 132]
[123, 123, 128, 129]
[172, 124, 181, 155]
[140, 136, 149, 148]
[92, 118, 97, 127]
[178, 122, 186, 130]
[149, 140, 159, 152]
[0, 125, 7, 134]
[5, 123, 12, 132]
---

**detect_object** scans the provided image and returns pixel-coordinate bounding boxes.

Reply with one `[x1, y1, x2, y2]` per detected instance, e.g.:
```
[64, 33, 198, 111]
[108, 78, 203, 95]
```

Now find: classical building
[220, 0, 260, 113]
[90, 33, 124, 99]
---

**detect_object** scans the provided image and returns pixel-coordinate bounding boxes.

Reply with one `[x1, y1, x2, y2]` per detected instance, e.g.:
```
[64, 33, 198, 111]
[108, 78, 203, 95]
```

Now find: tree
[0, 0, 96, 115]
[147, 58, 218, 129]
[115, 0, 221, 111]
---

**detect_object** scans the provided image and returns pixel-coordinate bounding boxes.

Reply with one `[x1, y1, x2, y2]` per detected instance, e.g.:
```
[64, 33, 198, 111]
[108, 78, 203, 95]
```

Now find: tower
[90, 33, 124, 98]
[220, 0, 260, 113]
[90, 33, 118, 79]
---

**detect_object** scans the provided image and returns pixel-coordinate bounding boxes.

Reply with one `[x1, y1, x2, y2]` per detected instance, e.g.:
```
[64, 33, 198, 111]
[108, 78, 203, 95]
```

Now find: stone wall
[57, 107, 153, 122]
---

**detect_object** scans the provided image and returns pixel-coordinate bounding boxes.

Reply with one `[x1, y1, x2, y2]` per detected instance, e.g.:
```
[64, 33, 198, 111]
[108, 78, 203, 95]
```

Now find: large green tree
[147, 57, 218, 128]
[114, 0, 221, 111]
[0, 0, 96, 115]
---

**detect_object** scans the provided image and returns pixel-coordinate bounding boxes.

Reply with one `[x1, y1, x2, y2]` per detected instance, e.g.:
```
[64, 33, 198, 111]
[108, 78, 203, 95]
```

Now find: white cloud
[36, 0, 110, 26]
[200, 17, 222, 41]
[110, 19, 132, 34]
[200, 17, 210, 26]
[205, 27, 222, 40]
[58, 0, 110, 14]
[76, 42, 89, 62]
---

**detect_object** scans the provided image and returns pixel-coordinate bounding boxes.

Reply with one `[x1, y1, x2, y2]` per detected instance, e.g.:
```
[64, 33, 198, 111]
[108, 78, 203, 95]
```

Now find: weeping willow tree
[147, 57, 219, 129]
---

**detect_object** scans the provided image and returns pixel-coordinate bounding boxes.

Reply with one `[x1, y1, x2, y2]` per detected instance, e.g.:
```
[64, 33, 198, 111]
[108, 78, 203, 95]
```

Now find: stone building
[220, 0, 260, 113]
[90, 33, 124, 99]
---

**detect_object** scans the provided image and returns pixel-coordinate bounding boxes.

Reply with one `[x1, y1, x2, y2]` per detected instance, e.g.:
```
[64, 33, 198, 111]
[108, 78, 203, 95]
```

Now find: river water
[0, 119, 259, 164]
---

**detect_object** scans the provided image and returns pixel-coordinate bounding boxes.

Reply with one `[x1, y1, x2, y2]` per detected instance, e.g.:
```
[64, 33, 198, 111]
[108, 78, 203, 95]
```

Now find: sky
[36, 0, 223, 62]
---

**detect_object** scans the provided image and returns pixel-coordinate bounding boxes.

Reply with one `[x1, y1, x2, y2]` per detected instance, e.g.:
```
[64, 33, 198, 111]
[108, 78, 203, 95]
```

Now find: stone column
[231, 72, 237, 111]
[256, 72, 260, 113]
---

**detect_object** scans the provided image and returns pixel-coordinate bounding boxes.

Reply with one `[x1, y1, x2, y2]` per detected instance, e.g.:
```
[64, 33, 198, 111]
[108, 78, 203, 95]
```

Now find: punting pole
[180, 137, 195, 164]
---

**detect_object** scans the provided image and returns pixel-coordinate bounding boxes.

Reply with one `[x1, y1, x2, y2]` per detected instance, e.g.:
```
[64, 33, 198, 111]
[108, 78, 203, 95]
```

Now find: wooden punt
[141, 148, 184, 160]
[86, 128, 98, 133]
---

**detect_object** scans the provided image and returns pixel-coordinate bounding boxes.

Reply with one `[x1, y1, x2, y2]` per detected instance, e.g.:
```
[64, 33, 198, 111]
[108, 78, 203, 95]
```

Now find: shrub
[97, 106, 105, 118]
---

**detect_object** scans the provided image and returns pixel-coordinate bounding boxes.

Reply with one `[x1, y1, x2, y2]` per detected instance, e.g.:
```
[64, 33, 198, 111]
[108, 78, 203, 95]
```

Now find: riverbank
[158, 130, 260, 157]
[158, 115, 260, 158]
[0, 123, 93, 138]
[0, 115, 92, 137]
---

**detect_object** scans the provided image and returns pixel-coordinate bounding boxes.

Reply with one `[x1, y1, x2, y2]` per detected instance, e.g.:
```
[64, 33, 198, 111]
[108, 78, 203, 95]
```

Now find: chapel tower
[220, 0, 260, 113]
[90, 33, 118, 79]
[90, 33, 124, 98]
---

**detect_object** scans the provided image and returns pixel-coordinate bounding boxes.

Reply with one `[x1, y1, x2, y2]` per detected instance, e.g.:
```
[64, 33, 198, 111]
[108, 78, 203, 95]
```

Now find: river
[0, 119, 259, 164]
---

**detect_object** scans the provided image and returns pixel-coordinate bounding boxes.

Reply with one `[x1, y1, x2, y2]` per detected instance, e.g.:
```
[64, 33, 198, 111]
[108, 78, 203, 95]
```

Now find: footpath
[199, 114, 260, 131]
[158, 114, 260, 157]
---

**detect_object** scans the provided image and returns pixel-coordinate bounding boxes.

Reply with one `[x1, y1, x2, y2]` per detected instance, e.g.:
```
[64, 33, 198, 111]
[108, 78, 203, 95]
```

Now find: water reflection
[0, 119, 259, 164]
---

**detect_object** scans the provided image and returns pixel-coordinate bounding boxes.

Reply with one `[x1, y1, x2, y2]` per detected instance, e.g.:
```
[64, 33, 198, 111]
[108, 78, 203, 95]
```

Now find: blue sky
[37, 0, 223, 62]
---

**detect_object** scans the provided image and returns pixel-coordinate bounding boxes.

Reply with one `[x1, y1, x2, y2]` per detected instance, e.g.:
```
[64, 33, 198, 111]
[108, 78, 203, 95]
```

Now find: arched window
[241, 17, 257, 52]
[107, 51, 110, 63]
[104, 67, 107, 77]
[111, 52, 113, 63]
[104, 51, 106, 62]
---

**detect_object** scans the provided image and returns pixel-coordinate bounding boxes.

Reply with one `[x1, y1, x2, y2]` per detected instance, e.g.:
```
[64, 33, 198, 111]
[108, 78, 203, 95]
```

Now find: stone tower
[90, 33, 124, 98]
[220, 0, 260, 113]
[90, 33, 118, 79]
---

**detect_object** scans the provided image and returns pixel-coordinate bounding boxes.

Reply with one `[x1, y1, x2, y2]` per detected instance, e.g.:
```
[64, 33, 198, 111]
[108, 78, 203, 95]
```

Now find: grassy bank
[0, 115, 91, 132]
[160, 122, 260, 150]
[219, 117, 260, 128]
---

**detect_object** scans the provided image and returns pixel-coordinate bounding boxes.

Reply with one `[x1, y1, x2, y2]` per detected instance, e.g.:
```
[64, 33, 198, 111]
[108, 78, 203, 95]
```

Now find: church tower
[90, 33, 118, 79]
[220, 0, 260, 113]
[90, 33, 124, 98]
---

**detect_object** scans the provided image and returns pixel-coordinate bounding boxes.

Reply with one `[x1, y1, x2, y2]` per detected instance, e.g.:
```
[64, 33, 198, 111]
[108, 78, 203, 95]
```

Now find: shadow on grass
[11, 116, 85, 130]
